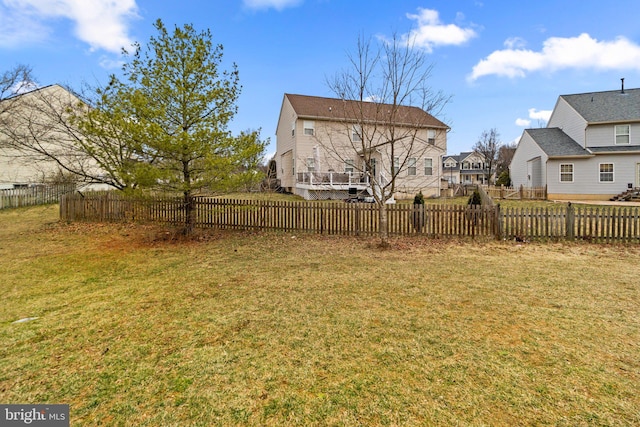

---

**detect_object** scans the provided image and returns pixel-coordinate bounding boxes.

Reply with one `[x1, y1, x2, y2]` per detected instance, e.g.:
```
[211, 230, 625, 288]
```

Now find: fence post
[494, 203, 502, 240]
[566, 202, 575, 240]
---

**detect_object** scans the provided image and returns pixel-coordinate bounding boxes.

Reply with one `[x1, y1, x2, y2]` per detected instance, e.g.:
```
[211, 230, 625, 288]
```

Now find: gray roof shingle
[525, 128, 592, 158]
[560, 88, 640, 123]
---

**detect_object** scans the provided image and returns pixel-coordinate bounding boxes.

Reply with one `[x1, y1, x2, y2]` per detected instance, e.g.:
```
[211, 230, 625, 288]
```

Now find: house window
[408, 158, 417, 176]
[344, 159, 354, 174]
[427, 129, 436, 145]
[560, 164, 573, 182]
[303, 121, 315, 136]
[615, 125, 630, 145]
[599, 163, 614, 182]
[424, 158, 433, 176]
[291, 121, 295, 137]
[306, 158, 315, 171]
[352, 125, 362, 142]
[392, 157, 399, 176]
[462, 162, 470, 170]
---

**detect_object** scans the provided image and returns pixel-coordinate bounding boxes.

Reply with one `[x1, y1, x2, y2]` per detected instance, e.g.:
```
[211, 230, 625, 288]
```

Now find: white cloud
[528, 108, 551, 122]
[242, 0, 302, 11]
[403, 8, 477, 52]
[0, 0, 138, 53]
[469, 33, 640, 81]
[504, 37, 526, 49]
[516, 108, 552, 127]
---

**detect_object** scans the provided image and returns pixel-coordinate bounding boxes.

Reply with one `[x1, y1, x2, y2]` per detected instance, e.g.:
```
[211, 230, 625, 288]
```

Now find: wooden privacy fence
[59, 193, 640, 242]
[1, 184, 76, 210]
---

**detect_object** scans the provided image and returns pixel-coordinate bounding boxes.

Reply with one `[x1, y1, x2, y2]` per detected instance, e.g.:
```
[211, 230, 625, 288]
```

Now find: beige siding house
[275, 93, 449, 201]
[510, 86, 640, 200]
[0, 84, 110, 191]
[1, 85, 76, 189]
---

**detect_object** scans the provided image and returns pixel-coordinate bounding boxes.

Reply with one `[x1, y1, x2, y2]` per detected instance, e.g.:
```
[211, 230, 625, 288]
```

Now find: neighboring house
[275, 93, 449, 200]
[510, 85, 640, 200]
[443, 151, 492, 185]
[0, 84, 109, 191]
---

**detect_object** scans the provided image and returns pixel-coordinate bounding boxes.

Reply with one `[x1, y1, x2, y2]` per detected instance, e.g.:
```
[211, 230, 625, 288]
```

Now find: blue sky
[2, 0, 640, 160]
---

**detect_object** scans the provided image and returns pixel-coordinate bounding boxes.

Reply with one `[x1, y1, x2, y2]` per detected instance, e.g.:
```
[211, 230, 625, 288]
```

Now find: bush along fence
[0, 184, 76, 210]
[59, 193, 640, 243]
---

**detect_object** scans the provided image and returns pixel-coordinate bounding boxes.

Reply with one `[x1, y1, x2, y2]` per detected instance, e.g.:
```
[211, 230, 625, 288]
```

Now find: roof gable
[559, 88, 640, 123]
[525, 128, 591, 158]
[284, 93, 449, 129]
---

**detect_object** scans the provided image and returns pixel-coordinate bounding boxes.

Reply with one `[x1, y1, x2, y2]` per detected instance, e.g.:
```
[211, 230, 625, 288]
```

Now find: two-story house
[442, 151, 491, 185]
[0, 84, 112, 191]
[275, 93, 449, 201]
[510, 85, 640, 200]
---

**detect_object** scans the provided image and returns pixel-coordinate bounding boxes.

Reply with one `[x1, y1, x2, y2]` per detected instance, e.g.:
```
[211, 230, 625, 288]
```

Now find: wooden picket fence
[0, 184, 76, 210]
[59, 193, 499, 238]
[59, 193, 640, 243]
[482, 185, 547, 200]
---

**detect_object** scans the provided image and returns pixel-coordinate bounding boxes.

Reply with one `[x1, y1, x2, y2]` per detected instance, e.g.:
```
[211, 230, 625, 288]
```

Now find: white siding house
[510, 86, 640, 200]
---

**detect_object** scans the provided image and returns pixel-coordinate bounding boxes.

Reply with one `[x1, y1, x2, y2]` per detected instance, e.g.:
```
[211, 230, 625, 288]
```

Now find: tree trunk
[183, 191, 194, 236]
[378, 202, 390, 248]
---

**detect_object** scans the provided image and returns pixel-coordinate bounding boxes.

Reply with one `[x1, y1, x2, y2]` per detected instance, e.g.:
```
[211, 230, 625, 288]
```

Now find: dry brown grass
[1, 205, 638, 425]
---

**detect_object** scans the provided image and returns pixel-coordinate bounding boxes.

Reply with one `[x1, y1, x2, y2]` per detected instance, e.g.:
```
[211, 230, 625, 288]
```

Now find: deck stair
[610, 188, 640, 201]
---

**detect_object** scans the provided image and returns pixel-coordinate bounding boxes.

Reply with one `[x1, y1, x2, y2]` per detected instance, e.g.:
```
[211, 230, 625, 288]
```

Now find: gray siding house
[510, 86, 640, 200]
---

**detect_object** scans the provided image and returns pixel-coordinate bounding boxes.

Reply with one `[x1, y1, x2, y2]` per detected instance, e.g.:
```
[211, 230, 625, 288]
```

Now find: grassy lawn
[1, 205, 639, 426]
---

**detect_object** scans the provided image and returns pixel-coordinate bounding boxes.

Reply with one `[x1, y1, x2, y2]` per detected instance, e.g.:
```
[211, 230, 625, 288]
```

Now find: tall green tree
[83, 19, 266, 233]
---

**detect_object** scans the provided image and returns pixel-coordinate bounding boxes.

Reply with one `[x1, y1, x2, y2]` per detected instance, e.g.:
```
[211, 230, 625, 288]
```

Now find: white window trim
[352, 125, 362, 142]
[559, 163, 574, 183]
[424, 158, 433, 176]
[427, 129, 436, 145]
[392, 157, 399, 176]
[599, 162, 615, 183]
[303, 120, 315, 136]
[408, 158, 417, 176]
[615, 125, 630, 145]
[306, 157, 315, 171]
[344, 159, 354, 174]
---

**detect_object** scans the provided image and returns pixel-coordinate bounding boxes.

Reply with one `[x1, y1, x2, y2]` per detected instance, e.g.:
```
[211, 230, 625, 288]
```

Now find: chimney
[621, 78, 625, 94]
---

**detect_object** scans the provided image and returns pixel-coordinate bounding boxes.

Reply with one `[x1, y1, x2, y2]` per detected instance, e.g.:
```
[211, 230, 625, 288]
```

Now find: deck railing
[296, 172, 369, 186]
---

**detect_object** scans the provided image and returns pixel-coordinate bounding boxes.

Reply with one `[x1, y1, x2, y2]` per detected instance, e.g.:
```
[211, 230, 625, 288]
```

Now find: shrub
[468, 190, 482, 206]
[496, 170, 511, 186]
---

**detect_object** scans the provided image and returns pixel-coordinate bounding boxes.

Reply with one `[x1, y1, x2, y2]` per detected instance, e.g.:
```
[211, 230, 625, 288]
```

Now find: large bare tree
[0, 81, 138, 190]
[473, 128, 501, 185]
[0, 64, 37, 104]
[325, 33, 450, 246]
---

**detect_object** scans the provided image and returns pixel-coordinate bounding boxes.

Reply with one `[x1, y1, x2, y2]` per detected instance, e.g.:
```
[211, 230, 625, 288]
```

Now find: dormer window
[615, 125, 630, 144]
